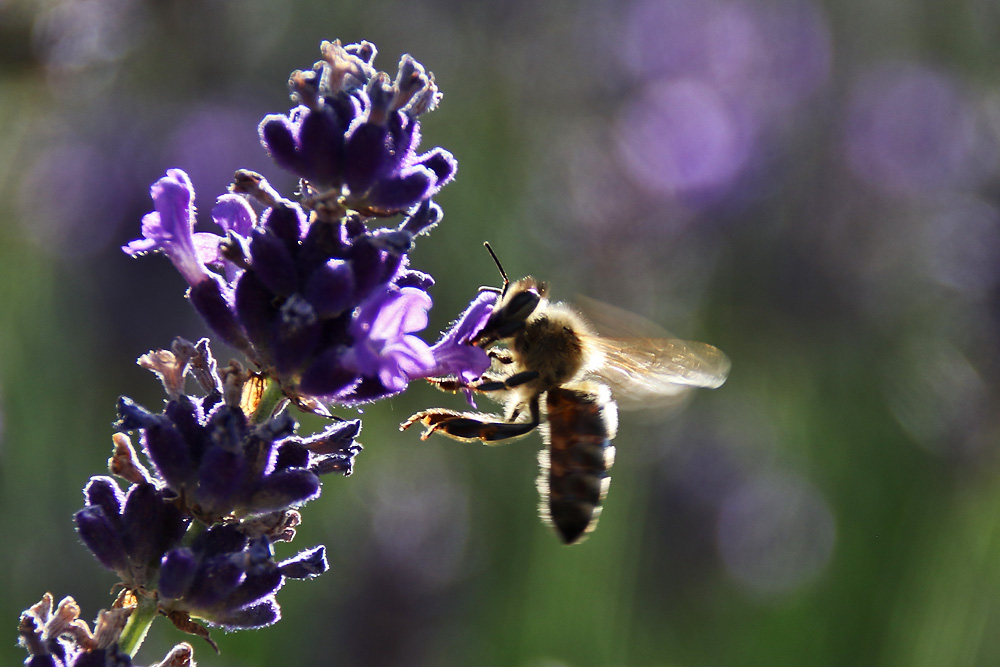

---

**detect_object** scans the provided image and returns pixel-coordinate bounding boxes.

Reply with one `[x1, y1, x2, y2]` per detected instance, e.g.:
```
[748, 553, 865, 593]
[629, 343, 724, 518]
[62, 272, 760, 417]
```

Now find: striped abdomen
[538, 385, 618, 544]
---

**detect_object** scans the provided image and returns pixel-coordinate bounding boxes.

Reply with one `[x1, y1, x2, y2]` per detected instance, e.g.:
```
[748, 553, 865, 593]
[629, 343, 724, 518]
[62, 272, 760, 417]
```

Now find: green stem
[119, 591, 159, 658]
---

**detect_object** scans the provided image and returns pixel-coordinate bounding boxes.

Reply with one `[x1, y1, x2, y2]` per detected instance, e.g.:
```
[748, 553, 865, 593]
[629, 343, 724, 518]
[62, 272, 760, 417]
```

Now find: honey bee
[400, 244, 730, 544]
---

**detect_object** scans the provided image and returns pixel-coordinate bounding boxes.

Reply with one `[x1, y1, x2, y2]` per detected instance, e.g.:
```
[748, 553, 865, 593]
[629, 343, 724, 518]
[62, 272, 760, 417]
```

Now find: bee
[400, 244, 730, 544]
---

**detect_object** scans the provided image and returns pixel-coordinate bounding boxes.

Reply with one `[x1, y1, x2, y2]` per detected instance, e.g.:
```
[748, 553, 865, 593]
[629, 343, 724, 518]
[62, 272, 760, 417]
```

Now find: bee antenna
[483, 241, 510, 295]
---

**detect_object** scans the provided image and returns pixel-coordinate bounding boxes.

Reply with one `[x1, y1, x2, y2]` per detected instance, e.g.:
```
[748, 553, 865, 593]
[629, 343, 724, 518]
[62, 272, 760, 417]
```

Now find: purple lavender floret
[157, 524, 325, 631]
[114, 392, 335, 523]
[259, 40, 456, 218]
[105, 339, 364, 524]
[428, 290, 496, 383]
[18, 594, 195, 667]
[74, 478, 188, 591]
[343, 285, 436, 393]
[122, 169, 209, 286]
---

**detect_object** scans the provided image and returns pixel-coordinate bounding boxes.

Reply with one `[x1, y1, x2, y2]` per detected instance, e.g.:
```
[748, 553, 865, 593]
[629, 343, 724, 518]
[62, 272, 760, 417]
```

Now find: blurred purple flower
[620, 0, 831, 108]
[616, 80, 751, 197]
[716, 471, 836, 596]
[614, 0, 832, 204]
[844, 62, 982, 197]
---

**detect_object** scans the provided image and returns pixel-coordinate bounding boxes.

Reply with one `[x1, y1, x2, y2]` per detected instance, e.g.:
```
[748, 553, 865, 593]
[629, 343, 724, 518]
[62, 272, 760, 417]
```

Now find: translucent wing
[584, 335, 731, 406]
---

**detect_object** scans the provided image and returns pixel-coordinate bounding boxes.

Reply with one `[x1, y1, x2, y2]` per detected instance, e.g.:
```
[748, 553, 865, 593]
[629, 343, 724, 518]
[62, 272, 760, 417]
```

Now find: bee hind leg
[400, 409, 538, 442]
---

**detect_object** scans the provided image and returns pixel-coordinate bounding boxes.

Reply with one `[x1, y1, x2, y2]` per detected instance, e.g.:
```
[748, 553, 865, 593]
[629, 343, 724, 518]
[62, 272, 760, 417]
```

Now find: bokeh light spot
[18, 142, 129, 259]
[922, 197, 1000, 296]
[844, 63, 981, 197]
[716, 471, 836, 597]
[616, 79, 748, 198]
[885, 336, 988, 459]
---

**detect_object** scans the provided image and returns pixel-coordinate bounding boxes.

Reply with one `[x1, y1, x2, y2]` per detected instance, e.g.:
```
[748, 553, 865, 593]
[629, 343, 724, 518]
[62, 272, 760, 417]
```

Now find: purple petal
[212, 194, 256, 237]
[159, 547, 198, 599]
[196, 448, 244, 512]
[380, 337, 435, 391]
[371, 287, 431, 337]
[123, 169, 209, 286]
[189, 274, 250, 352]
[304, 259, 355, 317]
[414, 147, 458, 186]
[344, 122, 390, 194]
[74, 506, 128, 573]
[259, 112, 304, 174]
[298, 105, 348, 185]
[445, 290, 497, 345]
[425, 291, 497, 403]
[122, 483, 181, 566]
[298, 349, 361, 396]
[279, 546, 328, 579]
[345, 286, 436, 391]
[83, 476, 125, 520]
[249, 228, 298, 297]
[399, 200, 442, 237]
[213, 598, 280, 630]
[247, 469, 321, 513]
[365, 167, 433, 213]
[191, 232, 225, 266]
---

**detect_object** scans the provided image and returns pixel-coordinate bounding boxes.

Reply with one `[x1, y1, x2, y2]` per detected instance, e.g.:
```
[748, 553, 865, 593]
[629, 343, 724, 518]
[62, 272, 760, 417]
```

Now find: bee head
[475, 243, 549, 344]
[474, 276, 547, 346]
[502, 276, 547, 314]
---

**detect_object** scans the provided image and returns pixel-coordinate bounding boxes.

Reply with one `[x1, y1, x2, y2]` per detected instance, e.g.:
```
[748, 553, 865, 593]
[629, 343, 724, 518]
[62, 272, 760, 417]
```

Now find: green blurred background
[4, 0, 1000, 665]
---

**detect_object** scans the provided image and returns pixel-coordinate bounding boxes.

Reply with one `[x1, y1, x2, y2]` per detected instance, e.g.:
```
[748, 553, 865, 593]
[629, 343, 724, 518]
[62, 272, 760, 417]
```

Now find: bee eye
[503, 289, 539, 322]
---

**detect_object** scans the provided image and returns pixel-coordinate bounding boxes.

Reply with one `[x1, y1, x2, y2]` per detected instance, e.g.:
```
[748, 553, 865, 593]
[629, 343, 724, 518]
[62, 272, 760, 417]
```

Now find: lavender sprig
[20, 40, 494, 664]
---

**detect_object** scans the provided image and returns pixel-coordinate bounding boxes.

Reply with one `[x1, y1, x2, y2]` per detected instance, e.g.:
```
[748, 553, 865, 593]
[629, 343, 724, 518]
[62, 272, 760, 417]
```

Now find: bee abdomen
[538, 386, 617, 544]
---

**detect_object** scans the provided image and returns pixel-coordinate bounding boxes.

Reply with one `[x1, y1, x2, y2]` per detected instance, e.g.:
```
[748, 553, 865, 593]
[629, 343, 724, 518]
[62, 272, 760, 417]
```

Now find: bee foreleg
[425, 370, 538, 395]
[425, 376, 475, 393]
[473, 370, 538, 392]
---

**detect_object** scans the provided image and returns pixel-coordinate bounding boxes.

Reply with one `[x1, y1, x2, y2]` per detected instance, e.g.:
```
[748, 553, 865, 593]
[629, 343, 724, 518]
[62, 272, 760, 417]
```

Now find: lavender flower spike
[123, 169, 211, 287]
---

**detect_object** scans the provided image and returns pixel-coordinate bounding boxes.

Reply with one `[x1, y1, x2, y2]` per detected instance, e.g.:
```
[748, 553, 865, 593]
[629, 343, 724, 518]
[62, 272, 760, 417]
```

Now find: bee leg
[425, 370, 510, 394]
[401, 395, 542, 444]
[400, 409, 538, 442]
[426, 376, 477, 393]
[425, 369, 538, 395]
[472, 370, 538, 392]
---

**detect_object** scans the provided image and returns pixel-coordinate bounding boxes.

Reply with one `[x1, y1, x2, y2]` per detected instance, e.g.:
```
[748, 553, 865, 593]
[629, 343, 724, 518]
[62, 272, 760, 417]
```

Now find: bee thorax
[512, 308, 589, 388]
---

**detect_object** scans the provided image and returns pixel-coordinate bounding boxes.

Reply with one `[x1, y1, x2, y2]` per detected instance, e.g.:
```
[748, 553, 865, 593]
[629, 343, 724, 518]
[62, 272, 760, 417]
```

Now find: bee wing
[584, 335, 731, 406]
